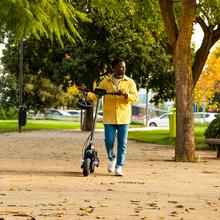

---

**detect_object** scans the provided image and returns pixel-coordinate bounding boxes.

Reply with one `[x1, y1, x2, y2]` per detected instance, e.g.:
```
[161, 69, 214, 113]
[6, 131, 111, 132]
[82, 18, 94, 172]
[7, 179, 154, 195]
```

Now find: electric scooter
[77, 88, 120, 176]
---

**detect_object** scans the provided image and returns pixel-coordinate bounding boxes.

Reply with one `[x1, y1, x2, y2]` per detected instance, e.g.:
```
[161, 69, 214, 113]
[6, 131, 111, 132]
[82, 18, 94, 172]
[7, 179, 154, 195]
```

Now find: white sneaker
[115, 166, 123, 176]
[108, 159, 116, 173]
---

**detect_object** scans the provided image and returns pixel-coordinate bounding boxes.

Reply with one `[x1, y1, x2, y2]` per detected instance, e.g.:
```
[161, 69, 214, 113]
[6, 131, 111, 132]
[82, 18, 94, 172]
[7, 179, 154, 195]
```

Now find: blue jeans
[104, 124, 129, 167]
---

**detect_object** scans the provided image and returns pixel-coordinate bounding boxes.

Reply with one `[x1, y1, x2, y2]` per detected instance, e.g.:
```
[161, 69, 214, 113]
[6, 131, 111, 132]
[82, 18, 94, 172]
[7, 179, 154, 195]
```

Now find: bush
[0, 106, 18, 120]
[0, 106, 7, 119]
[204, 116, 220, 138]
[6, 107, 18, 119]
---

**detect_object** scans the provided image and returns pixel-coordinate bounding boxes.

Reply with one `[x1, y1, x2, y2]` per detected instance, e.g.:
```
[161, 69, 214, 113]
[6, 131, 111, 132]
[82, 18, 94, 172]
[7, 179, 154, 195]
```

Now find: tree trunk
[174, 54, 195, 161]
[173, 0, 196, 161]
[160, 0, 196, 161]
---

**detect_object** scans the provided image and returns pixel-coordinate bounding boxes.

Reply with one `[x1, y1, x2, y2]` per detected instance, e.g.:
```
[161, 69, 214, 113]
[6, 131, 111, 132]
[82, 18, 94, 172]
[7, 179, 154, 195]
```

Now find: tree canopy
[0, 0, 90, 46]
[194, 42, 220, 111]
[1, 0, 175, 112]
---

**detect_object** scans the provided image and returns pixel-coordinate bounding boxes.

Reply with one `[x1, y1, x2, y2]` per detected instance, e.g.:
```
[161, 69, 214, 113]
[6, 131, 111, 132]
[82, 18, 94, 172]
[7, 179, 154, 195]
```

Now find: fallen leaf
[80, 206, 94, 214]
[130, 200, 140, 203]
[189, 207, 196, 210]
[141, 217, 149, 220]
[9, 188, 16, 191]
[170, 211, 178, 216]
[175, 204, 184, 208]
[168, 201, 178, 204]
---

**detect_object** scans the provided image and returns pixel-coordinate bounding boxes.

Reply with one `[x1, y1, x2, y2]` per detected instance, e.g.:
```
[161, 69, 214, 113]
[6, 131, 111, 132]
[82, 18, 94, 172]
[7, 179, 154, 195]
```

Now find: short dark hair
[112, 57, 125, 68]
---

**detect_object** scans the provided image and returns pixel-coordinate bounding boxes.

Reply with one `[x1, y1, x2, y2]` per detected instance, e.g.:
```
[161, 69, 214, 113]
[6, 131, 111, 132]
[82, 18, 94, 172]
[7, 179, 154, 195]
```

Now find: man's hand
[118, 90, 128, 99]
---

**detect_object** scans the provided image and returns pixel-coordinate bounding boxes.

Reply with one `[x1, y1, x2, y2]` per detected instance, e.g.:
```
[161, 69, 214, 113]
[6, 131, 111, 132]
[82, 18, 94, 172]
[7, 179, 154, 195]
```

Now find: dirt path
[0, 130, 219, 220]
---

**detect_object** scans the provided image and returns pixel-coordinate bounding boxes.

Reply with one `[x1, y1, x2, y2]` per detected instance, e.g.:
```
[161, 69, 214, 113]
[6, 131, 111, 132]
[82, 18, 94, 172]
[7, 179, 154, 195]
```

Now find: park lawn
[0, 120, 144, 133]
[0, 120, 209, 149]
[128, 123, 209, 149]
[128, 130, 175, 145]
[0, 119, 103, 132]
[0, 120, 80, 132]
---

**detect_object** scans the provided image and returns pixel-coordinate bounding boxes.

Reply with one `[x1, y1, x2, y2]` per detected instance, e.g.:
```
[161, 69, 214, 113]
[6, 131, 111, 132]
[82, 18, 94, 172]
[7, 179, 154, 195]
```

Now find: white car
[65, 109, 81, 117]
[147, 113, 171, 127]
[46, 109, 72, 116]
[194, 112, 219, 123]
[96, 111, 103, 121]
[147, 112, 219, 127]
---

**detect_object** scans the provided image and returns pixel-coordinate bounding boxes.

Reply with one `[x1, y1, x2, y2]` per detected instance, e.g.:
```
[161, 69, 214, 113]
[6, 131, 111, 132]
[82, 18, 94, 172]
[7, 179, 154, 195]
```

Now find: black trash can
[18, 106, 27, 127]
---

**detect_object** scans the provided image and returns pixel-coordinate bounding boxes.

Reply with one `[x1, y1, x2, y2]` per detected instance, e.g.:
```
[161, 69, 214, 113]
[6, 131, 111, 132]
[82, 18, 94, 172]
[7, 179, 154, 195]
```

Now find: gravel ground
[0, 130, 219, 220]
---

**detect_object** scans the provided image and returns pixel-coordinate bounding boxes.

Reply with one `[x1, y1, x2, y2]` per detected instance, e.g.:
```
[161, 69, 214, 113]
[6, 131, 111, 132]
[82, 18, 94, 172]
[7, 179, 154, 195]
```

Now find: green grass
[0, 119, 144, 133]
[128, 130, 176, 145]
[128, 123, 209, 149]
[0, 120, 209, 149]
[0, 119, 105, 132]
[0, 120, 78, 132]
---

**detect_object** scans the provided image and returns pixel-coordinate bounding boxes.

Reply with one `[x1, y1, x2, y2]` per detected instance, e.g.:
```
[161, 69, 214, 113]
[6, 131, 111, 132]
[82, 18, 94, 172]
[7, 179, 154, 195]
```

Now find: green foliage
[0, 0, 90, 46]
[0, 105, 18, 119]
[0, 58, 79, 112]
[0, 70, 18, 108]
[0, 106, 6, 119]
[204, 116, 220, 138]
[1, 35, 81, 111]
[197, 0, 220, 25]
[1, 0, 175, 106]
[24, 74, 69, 112]
[73, 0, 175, 101]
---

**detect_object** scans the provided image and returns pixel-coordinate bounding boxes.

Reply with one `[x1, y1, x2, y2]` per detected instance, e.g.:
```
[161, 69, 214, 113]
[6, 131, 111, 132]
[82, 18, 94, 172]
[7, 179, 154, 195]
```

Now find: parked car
[147, 113, 170, 127]
[194, 112, 219, 123]
[46, 109, 72, 116]
[96, 111, 103, 121]
[147, 112, 219, 127]
[65, 109, 81, 117]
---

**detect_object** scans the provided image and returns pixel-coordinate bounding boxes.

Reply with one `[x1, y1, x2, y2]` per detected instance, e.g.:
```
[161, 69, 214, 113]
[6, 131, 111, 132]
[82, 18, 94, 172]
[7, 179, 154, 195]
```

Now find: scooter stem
[89, 95, 101, 144]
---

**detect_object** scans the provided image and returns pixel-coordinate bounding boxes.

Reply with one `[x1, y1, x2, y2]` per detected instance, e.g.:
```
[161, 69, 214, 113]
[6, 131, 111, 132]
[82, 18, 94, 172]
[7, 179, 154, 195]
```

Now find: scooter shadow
[0, 169, 110, 177]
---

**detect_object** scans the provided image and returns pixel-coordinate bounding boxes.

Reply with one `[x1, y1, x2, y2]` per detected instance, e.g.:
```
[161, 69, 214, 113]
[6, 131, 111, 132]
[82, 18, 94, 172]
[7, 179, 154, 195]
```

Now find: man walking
[86, 57, 138, 176]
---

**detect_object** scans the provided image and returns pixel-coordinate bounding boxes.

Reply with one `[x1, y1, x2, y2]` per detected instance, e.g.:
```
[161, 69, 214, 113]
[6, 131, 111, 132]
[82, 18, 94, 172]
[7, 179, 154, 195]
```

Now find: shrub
[6, 107, 18, 119]
[0, 105, 7, 119]
[204, 116, 220, 138]
[0, 106, 18, 120]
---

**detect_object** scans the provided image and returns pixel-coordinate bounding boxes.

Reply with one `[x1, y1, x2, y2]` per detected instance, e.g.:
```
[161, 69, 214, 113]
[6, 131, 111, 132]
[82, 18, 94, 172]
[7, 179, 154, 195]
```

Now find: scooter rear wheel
[83, 158, 90, 176]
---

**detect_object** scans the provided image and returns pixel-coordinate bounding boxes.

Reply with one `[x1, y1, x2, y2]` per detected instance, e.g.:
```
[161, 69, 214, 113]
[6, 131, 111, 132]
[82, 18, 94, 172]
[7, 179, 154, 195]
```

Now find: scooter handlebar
[93, 88, 122, 97]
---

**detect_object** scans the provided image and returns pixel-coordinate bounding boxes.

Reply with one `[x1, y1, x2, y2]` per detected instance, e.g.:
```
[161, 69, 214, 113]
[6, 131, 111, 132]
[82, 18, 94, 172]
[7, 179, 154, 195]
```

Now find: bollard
[169, 108, 176, 138]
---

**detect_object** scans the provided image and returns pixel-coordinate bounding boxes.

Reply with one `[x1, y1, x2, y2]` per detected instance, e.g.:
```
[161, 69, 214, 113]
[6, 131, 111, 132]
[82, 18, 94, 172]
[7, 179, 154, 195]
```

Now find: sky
[192, 24, 204, 50]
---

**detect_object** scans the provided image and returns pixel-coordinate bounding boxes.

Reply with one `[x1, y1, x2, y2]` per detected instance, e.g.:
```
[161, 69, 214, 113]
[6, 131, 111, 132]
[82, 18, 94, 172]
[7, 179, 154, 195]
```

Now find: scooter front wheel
[82, 158, 90, 176]
[90, 160, 95, 173]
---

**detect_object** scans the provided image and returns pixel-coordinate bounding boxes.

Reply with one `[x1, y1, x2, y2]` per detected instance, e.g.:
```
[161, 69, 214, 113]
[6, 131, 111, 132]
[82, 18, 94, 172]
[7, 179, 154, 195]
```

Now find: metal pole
[18, 38, 23, 133]
[145, 89, 148, 126]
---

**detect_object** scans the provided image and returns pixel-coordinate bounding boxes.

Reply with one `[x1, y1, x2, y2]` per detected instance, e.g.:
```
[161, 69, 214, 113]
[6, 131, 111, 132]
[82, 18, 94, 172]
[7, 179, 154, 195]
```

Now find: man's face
[113, 61, 126, 79]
